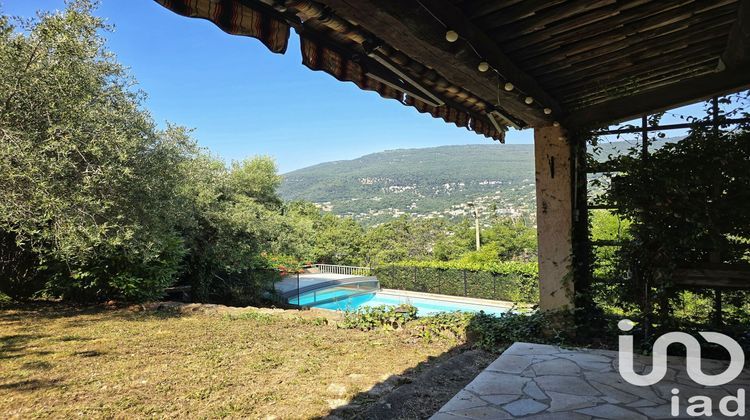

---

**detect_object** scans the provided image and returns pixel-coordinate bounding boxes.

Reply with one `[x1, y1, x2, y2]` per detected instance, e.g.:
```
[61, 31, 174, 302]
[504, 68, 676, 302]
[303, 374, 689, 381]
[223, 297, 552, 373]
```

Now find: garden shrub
[225, 311, 276, 324]
[465, 310, 562, 351]
[340, 305, 569, 352]
[339, 304, 418, 330]
[413, 311, 474, 342]
[0, 230, 46, 300]
[414, 309, 566, 351]
[0, 3, 194, 302]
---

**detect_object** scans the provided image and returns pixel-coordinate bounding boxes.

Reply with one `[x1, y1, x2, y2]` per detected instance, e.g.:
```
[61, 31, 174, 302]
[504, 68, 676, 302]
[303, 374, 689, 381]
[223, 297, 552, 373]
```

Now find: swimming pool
[312, 290, 511, 316]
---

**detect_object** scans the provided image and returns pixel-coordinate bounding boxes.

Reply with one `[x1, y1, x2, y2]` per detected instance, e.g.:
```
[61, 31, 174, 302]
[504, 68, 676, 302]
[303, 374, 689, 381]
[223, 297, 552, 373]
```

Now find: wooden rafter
[484, 0, 619, 40]
[502, 0, 695, 54]
[473, 0, 569, 29]
[314, 0, 562, 126]
[533, 10, 735, 79]
[410, 0, 563, 116]
[569, 59, 720, 108]
[499, 0, 652, 51]
[551, 39, 727, 98]
[722, 0, 750, 68]
[515, 1, 735, 66]
[159, 0, 747, 131]
[464, 0, 526, 20]
[563, 66, 750, 128]
[561, 0, 748, 126]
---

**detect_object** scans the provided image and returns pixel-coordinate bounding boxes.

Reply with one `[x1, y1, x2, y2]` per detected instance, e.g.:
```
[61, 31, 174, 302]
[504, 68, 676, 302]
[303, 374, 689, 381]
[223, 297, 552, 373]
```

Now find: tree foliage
[0, 1, 192, 300]
[0, 1, 541, 305]
[598, 96, 750, 324]
[178, 155, 287, 304]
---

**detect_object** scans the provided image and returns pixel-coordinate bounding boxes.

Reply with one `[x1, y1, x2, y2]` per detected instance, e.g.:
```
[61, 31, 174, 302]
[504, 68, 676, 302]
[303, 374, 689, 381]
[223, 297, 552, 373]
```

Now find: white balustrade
[313, 264, 371, 276]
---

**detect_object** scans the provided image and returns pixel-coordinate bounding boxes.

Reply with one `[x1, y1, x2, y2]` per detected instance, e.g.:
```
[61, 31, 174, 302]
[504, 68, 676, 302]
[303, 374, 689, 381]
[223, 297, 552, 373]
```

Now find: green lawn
[0, 304, 462, 419]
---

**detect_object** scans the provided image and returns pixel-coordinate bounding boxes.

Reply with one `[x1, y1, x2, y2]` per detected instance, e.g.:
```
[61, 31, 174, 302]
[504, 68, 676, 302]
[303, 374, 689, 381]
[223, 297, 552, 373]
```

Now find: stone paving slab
[431, 342, 749, 419]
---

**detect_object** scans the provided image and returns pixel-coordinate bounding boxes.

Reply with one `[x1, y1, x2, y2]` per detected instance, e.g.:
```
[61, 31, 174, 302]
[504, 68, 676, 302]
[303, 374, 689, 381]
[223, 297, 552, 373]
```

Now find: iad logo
[617, 319, 746, 417]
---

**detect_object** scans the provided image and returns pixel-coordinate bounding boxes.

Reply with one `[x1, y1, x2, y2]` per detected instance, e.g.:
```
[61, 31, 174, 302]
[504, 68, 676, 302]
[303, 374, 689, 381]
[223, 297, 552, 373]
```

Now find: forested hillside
[280, 139, 675, 225]
[280, 144, 536, 224]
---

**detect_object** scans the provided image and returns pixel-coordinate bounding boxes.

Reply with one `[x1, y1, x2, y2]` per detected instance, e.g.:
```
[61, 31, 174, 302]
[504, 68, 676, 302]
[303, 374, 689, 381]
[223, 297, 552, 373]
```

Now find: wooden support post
[571, 132, 594, 317]
[535, 125, 574, 311]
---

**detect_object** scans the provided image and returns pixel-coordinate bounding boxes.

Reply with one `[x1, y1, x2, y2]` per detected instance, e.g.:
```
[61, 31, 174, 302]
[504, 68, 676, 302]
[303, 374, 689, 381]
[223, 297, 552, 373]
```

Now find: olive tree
[0, 1, 194, 300]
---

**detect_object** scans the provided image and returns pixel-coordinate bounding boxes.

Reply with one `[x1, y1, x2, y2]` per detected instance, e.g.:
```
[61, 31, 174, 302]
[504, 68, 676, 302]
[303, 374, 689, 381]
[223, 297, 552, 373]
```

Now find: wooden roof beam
[563, 66, 750, 129]
[722, 0, 750, 68]
[314, 0, 563, 127]
[414, 0, 563, 115]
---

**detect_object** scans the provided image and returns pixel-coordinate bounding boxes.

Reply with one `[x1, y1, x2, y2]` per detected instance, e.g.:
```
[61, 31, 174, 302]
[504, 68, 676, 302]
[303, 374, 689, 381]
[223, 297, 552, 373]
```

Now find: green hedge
[339, 304, 418, 330]
[373, 260, 539, 303]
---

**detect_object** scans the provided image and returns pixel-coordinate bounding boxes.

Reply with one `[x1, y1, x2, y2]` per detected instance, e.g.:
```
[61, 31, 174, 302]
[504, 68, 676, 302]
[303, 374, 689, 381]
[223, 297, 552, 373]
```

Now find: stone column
[534, 125, 574, 311]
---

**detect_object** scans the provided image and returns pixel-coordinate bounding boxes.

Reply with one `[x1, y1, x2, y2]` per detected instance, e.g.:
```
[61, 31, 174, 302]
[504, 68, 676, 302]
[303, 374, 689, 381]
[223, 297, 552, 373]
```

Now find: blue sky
[4, 0, 537, 172]
[3, 0, 711, 172]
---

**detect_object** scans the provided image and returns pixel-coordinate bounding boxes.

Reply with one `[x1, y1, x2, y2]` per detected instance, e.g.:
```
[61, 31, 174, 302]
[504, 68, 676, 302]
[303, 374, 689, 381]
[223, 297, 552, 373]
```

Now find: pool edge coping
[378, 288, 527, 309]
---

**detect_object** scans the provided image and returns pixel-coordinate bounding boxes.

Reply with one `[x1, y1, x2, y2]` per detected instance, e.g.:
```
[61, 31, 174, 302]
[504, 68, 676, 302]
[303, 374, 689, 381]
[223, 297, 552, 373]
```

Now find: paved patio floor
[432, 342, 749, 419]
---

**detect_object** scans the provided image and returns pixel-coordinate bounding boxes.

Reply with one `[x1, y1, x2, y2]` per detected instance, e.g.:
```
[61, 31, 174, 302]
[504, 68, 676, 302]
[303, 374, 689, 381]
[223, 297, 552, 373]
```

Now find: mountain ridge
[280, 144, 536, 225]
[278, 139, 676, 225]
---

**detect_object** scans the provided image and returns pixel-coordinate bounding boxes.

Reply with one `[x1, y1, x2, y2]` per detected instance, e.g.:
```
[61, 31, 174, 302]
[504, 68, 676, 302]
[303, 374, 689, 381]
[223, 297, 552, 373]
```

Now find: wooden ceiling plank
[490, 0, 621, 42]
[572, 71, 718, 110]
[510, 0, 733, 63]
[722, 0, 750, 68]
[522, 31, 629, 69]
[571, 66, 718, 110]
[537, 23, 732, 86]
[502, 0, 652, 51]
[563, 58, 720, 106]
[554, 48, 722, 100]
[563, 66, 750, 128]
[552, 41, 725, 96]
[532, 13, 734, 78]
[503, 0, 696, 53]
[550, 56, 719, 99]
[473, 0, 568, 29]
[465, 0, 525, 20]
[518, 2, 736, 70]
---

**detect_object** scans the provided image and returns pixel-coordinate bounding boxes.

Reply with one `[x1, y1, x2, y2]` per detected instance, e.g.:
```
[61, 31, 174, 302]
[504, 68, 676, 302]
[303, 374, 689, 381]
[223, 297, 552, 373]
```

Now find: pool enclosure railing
[313, 264, 371, 276]
[278, 263, 538, 307]
[287, 277, 379, 307]
[276, 264, 378, 308]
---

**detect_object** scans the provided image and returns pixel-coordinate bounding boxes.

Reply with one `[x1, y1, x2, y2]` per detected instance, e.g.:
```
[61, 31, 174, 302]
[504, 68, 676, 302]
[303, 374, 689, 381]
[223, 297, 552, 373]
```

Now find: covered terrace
[153, 0, 750, 314]
[152, 0, 750, 418]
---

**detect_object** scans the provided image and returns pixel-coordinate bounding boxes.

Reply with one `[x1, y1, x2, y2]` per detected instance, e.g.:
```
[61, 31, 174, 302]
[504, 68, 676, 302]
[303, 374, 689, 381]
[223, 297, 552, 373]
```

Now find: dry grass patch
[0, 303, 460, 419]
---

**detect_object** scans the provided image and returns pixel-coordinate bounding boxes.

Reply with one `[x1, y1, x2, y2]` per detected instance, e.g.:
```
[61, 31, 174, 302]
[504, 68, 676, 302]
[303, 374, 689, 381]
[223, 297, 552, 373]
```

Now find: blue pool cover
[280, 273, 510, 316]
[312, 291, 511, 317]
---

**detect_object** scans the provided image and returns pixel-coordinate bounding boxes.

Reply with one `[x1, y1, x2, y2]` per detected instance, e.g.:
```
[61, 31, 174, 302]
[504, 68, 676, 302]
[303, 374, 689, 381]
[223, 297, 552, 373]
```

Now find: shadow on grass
[0, 301, 107, 323]
[58, 334, 95, 342]
[0, 378, 62, 392]
[0, 333, 49, 360]
[318, 344, 496, 420]
[0, 302, 187, 361]
[73, 350, 106, 358]
[0, 301, 186, 326]
[21, 360, 53, 370]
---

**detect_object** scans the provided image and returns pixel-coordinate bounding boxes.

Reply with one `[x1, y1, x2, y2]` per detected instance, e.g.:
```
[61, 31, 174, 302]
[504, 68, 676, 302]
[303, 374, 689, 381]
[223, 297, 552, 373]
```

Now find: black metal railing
[373, 266, 538, 303]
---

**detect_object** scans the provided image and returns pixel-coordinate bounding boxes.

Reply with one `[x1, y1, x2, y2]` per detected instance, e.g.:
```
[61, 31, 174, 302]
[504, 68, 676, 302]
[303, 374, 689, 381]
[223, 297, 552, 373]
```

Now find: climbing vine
[589, 94, 750, 332]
